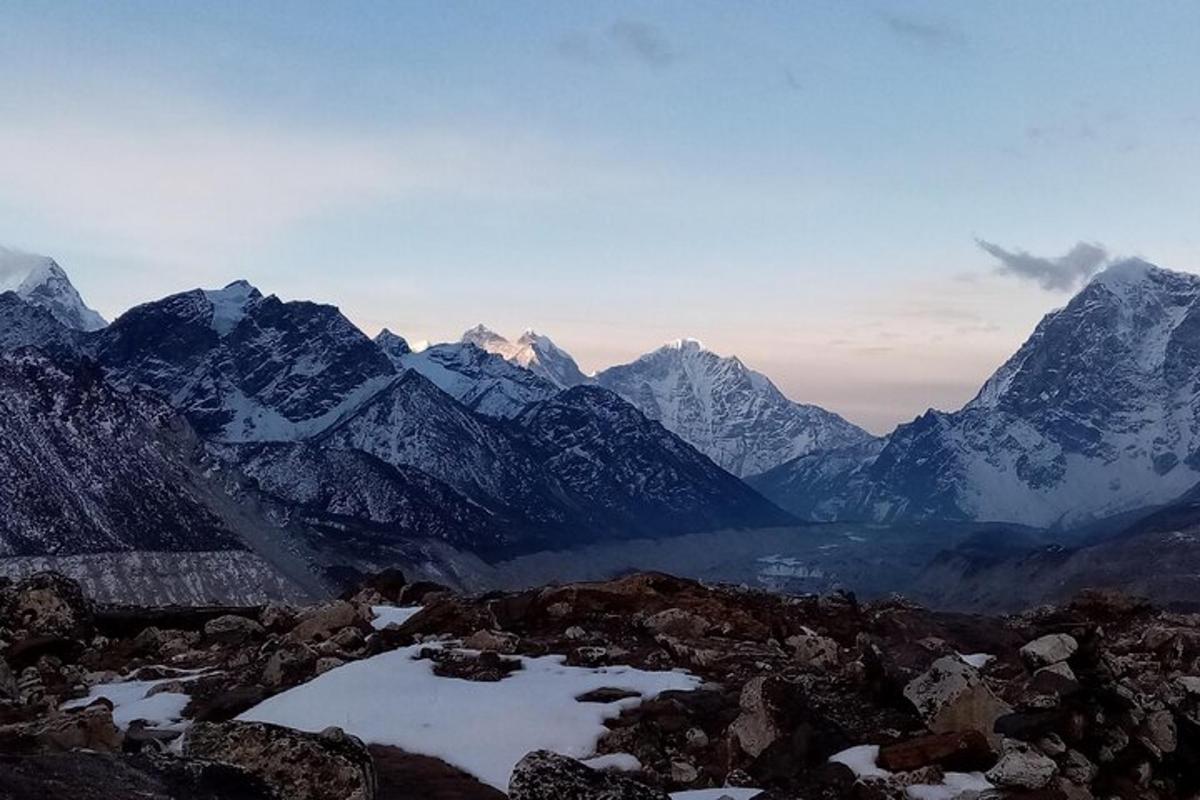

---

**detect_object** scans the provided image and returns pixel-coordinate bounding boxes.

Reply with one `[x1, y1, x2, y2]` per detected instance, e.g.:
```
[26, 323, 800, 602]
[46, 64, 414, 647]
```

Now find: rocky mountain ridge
[753, 260, 1200, 528]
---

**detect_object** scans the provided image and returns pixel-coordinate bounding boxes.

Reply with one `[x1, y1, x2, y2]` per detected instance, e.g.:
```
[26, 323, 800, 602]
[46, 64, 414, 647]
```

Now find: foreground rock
[508, 750, 668, 800]
[186, 721, 377, 800]
[1, 570, 1199, 799]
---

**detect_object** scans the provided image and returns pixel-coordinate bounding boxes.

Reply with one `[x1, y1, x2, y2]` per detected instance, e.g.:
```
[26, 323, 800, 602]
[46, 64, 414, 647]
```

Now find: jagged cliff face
[596, 339, 871, 478]
[754, 261, 1200, 527]
[0, 351, 243, 557]
[94, 282, 397, 440]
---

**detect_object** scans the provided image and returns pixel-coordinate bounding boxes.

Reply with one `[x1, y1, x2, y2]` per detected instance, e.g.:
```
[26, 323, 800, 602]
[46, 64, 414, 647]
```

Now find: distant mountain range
[461, 328, 871, 477]
[0, 253, 794, 594]
[752, 260, 1200, 529]
[7, 246, 1200, 608]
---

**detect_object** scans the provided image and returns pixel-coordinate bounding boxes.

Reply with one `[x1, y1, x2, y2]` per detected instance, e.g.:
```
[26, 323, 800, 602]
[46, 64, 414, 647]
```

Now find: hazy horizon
[4, 1, 1200, 431]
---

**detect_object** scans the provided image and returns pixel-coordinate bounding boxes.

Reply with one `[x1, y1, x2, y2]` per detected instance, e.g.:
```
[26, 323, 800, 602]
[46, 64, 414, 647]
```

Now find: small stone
[670, 761, 699, 783]
[564, 626, 587, 640]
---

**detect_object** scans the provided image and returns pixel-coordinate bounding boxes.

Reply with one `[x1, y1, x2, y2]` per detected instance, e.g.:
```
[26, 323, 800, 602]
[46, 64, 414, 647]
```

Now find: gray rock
[903, 656, 1011, 737]
[986, 742, 1058, 790]
[0, 656, 17, 701]
[186, 721, 376, 800]
[1020, 634, 1078, 669]
[508, 750, 668, 800]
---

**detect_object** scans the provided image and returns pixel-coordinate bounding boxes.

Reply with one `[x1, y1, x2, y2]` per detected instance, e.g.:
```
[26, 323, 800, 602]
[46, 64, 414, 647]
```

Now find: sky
[2, 1, 1199, 433]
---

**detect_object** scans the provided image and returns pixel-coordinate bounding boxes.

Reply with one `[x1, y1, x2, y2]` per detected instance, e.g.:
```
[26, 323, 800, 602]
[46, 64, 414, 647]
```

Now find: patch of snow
[829, 744, 994, 799]
[906, 772, 994, 800]
[61, 667, 212, 730]
[829, 744, 890, 778]
[203, 280, 259, 335]
[670, 790, 764, 800]
[238, 644, 699, 790]
[370, 605, 423, 630]
[957, 652, 994, 669]
[582, 752, 643, 771]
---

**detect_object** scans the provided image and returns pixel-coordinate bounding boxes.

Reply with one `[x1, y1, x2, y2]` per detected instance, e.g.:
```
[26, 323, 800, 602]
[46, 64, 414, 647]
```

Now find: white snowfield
[829, 744, 994, 800]
[238, 644, 701, 789]
[61, 666, 213, 730]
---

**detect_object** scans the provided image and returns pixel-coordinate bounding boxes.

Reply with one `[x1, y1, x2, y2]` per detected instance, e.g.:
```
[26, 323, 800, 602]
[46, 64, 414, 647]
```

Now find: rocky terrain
[2, 569, 1198, 799]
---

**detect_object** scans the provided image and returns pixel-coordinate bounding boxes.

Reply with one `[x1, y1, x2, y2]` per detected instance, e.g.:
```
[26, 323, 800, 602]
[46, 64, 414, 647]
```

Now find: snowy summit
[0, 246, 106, 331]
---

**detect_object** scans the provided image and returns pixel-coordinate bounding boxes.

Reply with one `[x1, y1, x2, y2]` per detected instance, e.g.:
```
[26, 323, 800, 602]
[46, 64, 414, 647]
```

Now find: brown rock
[876, 730, 996, 772]
[203, 615, 265, 646]
[291, 601, 365, 643]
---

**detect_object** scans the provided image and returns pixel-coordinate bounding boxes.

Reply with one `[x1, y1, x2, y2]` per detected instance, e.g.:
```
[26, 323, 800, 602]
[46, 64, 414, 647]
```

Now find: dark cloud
[977, 239, 1109, 292]
[607, 20, 675, 68]
[879, 11, 965, 48]
[555, 31, 599, 63]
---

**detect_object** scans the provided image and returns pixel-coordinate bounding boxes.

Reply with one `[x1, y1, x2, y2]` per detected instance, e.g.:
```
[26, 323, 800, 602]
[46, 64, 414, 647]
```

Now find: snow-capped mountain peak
[0, 246, 107, 331]
[375, 328, 412, 362]
[753, 259, 1200, 528]
[460, 325, 589, 390]
[203, 280, 262, 335]
[596, 339, 870, 477]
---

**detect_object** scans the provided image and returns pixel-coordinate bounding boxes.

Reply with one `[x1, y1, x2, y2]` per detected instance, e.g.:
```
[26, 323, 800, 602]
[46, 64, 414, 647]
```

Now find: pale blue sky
[2, 1, 1199, 431]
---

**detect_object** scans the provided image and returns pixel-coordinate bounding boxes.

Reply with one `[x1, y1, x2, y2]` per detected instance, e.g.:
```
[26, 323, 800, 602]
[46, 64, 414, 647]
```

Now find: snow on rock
[397, 341, 558, 418]
[581, 752, 643, 772]
[830, 744, 890, 779]
[369, 605, 423, 630]
[957, 652, 994, 669]
[669, 790, 765, 800]
[238, 644, 700, 789]
[0, 246, 107, 331]
[596, 338, 870, 477]
[61, 667, 213, 730]
[755, 259, 1200, 527]
[461, 325, 590, 390]
[828, 744, 995, 799]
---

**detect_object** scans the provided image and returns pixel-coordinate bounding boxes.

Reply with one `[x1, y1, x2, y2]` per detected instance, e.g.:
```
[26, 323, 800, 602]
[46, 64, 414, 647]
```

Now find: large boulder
[203, 615, 265, 646]
[1019, 634, 1078, 669]
[2, 573, 93, 641]
[728, 675, 797, 758]
[508, 750, 668, 800]
[0, 703, 123, 754]
[903, 656, 1010, 737]
[290, 601, 365, 643]
[186, 721, 376, 800]
[985, 742, 1058, 790]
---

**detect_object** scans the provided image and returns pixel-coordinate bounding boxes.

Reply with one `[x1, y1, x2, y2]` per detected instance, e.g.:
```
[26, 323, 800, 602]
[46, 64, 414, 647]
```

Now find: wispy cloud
[0, 99, 652, 269]
[878, 10, 965, 49]
[556, 20, 676, 69]
[607, 20, 675, 68]
[977, 239, 1109, 291]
